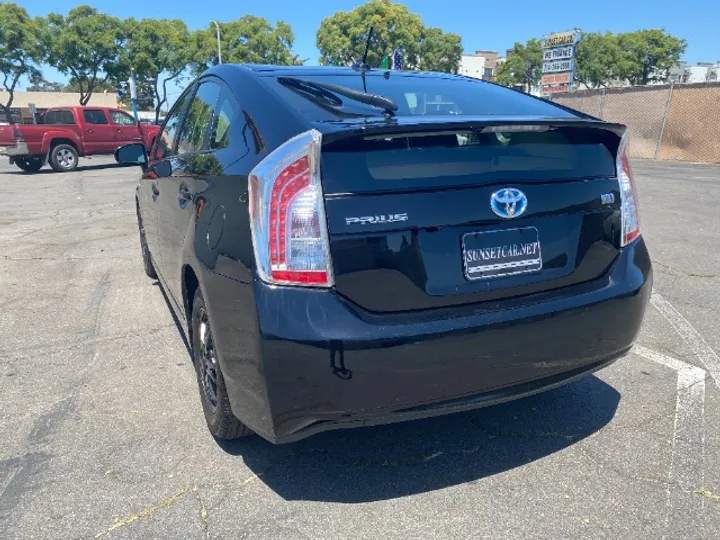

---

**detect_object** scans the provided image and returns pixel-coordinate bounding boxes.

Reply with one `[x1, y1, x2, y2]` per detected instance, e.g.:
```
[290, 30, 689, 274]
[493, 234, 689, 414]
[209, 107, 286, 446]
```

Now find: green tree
[316, 0, 425, 69]
[616, 29, 687, 85]
[191, 16, 295, 74]
[44, 5, 126, 105]
[574, 32, 623, 88]
[63, 79, 116, 93]
[0, 3, 45, 123]
[495, 39, 542, 92]
[418, 27, 463, 73]
[119, 18, 193, 122]
[26, 74, 64, 93]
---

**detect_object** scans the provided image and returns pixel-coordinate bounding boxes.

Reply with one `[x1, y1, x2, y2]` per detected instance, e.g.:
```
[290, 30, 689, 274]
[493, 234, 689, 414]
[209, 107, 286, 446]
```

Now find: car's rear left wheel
[15, 157, 43, 172]
[191, 288, 252, 440]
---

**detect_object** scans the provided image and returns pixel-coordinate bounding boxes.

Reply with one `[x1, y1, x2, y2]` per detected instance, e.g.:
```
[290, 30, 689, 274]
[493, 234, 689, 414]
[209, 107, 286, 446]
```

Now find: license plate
[462, 227, 542, 280]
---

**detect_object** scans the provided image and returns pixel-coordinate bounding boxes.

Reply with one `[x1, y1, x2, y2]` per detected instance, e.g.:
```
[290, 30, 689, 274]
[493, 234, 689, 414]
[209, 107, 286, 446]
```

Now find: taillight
[13, 126, 24, 142]
[248, 129, 333, 287]
[617, 132, 640, 246]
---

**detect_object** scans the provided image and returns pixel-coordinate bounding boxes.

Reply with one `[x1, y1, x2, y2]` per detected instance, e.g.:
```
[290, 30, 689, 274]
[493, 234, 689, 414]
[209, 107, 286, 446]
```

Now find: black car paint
[136, 65, 652, 443]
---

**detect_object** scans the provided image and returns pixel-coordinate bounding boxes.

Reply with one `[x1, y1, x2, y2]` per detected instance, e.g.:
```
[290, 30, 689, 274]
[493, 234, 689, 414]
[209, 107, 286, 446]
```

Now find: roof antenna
[352, 26, 374, 74]
[351, 26, 374, 93]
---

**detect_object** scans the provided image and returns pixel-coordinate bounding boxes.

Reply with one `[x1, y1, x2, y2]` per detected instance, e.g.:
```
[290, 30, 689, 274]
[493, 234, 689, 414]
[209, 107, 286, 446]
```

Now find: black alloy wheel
[191, 288, 252, 440]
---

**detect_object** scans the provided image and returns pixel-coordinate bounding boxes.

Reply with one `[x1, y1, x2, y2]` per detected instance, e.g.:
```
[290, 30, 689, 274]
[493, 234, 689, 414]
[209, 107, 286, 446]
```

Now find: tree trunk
[154, 75, 162, 124]
[1, 105, 14, 125]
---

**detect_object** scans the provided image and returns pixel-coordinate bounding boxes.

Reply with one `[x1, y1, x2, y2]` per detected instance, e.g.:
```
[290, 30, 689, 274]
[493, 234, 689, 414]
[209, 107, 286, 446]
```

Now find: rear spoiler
[317, 118, 627, 145]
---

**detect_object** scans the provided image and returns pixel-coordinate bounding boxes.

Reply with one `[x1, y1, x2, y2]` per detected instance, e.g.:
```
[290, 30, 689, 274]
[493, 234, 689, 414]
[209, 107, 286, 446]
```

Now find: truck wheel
[15, 157, 43, 172]
[49, 144, 78, 172]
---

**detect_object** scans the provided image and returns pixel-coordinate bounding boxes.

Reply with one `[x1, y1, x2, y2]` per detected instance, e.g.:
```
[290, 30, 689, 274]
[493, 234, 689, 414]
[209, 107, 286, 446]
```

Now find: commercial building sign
[541, 31, 581, 49]
[541, 30, 581, 95]
[542, 84, 571, 94]
[542, 60, 574, 73]
[543, 46, 574, 61]
[541, 73, 571, 85]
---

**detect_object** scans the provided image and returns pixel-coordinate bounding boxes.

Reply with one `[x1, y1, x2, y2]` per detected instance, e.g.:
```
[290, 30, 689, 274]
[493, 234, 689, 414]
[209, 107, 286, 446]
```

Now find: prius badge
[345, 213, 408, 226]
[490, 188, 528, 219]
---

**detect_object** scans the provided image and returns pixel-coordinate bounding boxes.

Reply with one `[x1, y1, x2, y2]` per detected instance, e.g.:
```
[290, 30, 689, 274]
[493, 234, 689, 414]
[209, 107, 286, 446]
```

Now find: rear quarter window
[45, 110, 75, 125]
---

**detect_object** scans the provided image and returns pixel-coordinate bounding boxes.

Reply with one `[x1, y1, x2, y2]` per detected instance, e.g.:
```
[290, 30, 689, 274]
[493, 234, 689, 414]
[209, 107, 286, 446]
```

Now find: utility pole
[129, 69, 139, 121]
[212, 21, 222, 65]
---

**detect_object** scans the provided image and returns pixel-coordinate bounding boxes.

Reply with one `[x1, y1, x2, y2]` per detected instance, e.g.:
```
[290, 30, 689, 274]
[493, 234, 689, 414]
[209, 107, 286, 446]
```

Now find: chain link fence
[551, 82, 720, 163]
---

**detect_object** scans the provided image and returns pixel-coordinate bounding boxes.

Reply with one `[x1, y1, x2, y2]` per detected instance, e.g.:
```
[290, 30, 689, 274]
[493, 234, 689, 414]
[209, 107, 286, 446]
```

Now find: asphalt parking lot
[1, 156, 719, 539]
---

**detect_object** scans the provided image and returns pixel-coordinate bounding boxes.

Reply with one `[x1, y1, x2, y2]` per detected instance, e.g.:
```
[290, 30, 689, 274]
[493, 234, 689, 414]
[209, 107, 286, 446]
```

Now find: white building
[460, 51, 499, 80]
[668, 60, 720, 84]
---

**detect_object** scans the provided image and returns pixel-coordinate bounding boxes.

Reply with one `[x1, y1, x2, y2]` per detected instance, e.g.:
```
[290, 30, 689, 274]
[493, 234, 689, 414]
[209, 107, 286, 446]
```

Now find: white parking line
[651, 291, 720, 389]
[633, 345, 706, 538]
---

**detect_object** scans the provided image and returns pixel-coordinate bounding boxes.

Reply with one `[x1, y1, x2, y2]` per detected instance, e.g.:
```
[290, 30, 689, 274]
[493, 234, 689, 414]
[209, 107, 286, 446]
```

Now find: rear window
[267, 73, 575, 121]
[321, 127, 616, 194]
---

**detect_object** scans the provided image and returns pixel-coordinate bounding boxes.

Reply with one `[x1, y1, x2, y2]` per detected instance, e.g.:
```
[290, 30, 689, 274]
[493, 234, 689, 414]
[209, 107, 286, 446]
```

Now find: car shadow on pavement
[217, 374, 620, 503]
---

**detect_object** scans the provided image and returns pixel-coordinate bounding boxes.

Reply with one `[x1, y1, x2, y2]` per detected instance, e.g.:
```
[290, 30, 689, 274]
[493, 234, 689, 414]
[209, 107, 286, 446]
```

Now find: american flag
[392, 48, 403, 70]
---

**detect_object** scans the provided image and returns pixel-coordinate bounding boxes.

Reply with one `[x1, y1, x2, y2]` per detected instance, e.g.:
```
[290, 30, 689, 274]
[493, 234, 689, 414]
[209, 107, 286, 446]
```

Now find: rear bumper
[1, 141, 30, 157]
[209, 238, 652, 444]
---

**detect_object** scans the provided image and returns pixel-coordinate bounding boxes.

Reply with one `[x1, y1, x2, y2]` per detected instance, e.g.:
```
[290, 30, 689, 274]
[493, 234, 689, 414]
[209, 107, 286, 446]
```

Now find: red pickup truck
[0, 106, 160, 173]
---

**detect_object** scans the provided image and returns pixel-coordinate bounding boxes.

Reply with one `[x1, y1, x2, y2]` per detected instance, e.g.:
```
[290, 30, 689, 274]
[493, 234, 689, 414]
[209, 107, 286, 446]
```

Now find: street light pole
[212, 21, 222, 65]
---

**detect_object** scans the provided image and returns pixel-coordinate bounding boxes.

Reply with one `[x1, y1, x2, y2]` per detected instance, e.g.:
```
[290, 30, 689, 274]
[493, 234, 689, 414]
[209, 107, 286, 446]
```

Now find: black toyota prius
[117, 64, 652, 444]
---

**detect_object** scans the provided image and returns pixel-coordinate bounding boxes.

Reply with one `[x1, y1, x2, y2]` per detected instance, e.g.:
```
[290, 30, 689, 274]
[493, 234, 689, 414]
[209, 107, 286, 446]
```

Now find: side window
[209, 86, 241, 151]
[44, 111, 58, 124]
[110, 111, 136, 126]
[176, 80, 221, 155]
[83, 110, 108, 125]
[154, 91, 192, 160]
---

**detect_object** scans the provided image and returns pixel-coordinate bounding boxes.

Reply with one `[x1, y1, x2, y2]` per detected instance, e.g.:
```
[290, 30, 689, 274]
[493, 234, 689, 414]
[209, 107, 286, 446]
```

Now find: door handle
[87, 129, 94, 133]
[116, 129, 122, 133]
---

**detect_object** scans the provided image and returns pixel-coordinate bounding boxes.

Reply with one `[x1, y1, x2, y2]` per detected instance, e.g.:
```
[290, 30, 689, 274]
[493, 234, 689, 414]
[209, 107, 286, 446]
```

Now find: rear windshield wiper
[277, 77, 399, 117]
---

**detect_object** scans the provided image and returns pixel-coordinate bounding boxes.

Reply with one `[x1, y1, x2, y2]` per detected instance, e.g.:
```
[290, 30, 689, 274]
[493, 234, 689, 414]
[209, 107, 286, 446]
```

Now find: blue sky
[24, 0, 720, 102]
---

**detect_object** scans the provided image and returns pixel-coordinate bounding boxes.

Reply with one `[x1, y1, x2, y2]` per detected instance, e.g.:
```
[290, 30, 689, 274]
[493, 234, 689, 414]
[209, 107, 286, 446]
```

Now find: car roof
[47, 106, 121, 110]
[236, 64, 473, 81]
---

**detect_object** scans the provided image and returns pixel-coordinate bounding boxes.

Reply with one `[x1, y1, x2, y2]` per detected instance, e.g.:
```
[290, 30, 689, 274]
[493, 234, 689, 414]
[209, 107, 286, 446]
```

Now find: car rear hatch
[318, 119, 626, 313]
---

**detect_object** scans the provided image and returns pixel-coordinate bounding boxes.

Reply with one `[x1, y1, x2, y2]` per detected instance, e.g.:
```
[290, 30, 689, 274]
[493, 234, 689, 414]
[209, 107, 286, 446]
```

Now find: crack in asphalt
[193, 488, 210, 540]
[696, 489, 720, 503]
[576, 444, 673, 488]
[0, 324, 176, 361]
[653, 259, 720, 279]
[2, 256, 134, 261]
[93, 487, 191, 538]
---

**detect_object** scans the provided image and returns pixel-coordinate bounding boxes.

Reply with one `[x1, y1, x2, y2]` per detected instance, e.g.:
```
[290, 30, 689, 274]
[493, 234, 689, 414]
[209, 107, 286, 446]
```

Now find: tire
[49, 144, 79, 172]
[15, 157, 43, 172]
[137, 210, 157, 279]
[191, 288, 252, 440]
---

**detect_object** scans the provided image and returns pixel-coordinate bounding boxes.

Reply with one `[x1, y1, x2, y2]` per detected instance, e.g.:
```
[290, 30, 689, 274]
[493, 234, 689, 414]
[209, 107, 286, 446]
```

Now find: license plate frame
[462, 227, 543, 280]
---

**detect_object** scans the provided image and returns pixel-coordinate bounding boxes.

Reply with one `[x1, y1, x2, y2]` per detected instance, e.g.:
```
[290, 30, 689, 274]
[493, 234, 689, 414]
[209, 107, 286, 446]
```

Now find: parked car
[117, 65, 652, 444]
[0, 106, 160, 172]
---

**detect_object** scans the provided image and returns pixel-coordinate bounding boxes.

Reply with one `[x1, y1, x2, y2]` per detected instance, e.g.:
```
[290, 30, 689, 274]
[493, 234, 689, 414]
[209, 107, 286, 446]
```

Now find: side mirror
[115, 143, 148, 169]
